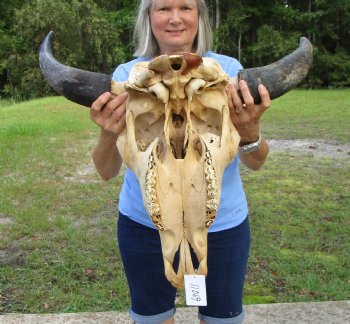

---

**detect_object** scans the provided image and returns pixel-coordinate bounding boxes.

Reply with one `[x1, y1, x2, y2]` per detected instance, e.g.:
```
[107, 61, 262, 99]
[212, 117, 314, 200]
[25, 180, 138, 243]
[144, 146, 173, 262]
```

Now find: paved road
[1, 301, 349, 323]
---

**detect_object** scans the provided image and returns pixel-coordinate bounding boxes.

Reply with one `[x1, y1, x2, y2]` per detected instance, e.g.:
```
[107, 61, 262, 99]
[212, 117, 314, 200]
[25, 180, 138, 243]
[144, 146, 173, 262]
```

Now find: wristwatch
[239, 133, 262, 154]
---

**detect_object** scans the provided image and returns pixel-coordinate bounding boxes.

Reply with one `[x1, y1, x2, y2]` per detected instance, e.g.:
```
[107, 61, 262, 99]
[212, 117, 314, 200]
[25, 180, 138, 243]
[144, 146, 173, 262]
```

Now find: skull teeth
[207, 191, 217, 199]
[207, 199, 219, 210]
[145, 153, 164, 231]
[204, 149, 219, 226]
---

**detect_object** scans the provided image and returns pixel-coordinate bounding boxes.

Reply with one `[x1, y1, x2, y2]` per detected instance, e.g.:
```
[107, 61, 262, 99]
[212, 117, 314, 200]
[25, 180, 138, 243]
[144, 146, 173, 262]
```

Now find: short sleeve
[112, 57, 149, 82]
[204, 52, 243, 77]
[112, 64, 130, 82]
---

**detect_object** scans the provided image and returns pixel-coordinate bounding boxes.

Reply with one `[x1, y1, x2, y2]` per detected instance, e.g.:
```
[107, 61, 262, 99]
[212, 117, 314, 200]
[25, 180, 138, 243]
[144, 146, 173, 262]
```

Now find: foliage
[1, 0, 130, 100]
[0, 0, 349, 100]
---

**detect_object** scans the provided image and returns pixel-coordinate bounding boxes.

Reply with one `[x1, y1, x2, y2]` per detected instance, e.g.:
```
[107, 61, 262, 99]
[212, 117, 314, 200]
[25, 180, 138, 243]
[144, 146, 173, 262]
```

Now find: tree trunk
[215, 0, 220, 29]
[308, 0, 312, 41]
[238, 30, 242, 62]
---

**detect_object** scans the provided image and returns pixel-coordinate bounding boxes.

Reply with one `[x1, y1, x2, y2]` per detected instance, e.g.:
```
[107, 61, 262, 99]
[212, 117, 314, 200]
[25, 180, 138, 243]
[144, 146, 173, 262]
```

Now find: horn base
[39, 32, 112, 107]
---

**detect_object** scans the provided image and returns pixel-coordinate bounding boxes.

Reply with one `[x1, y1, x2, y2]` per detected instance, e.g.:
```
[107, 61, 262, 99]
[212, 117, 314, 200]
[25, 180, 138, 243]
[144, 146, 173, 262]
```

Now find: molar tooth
[146, 170, 156, 178]
[207, 198, 218, 205]
[207, 191, 217, 198]
[205, 153, 213, 162]
[205, 173, 216, 182]
[207, 183, 218, 191]
[204, 167, 210, 173]
[206, 204, 216, 211]
[146, 187, 157, 197]
[207, 199, 219, 210]
[149, 203, 160, 213]
[147, 178, 157, 187]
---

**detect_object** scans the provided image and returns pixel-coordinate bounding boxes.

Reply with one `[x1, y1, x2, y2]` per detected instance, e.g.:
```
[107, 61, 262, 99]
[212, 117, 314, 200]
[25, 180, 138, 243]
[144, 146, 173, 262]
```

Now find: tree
[4, 0, 123, 100]
[0, 0, 349, 100]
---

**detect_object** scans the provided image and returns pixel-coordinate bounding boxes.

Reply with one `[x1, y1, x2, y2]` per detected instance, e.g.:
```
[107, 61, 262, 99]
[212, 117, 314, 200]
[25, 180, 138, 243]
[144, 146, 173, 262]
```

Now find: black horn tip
[42, 30, 54, 48]
[239, 36, 313, 104]
[39, 31, 112, 107]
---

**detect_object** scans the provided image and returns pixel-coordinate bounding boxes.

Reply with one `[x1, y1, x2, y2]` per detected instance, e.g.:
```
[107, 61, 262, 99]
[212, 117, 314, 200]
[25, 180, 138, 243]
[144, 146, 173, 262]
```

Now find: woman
[91, 1, 271, 323]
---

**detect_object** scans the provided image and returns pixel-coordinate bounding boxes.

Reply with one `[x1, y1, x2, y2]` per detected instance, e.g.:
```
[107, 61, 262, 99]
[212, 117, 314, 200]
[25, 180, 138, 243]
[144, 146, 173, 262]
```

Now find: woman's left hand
[227, 80, 271, 144]
[226, 80, 271, 170]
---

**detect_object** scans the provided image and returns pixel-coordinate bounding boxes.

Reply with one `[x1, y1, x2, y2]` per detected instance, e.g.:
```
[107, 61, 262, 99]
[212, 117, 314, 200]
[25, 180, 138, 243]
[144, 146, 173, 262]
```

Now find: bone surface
[115, 54, 240, 288]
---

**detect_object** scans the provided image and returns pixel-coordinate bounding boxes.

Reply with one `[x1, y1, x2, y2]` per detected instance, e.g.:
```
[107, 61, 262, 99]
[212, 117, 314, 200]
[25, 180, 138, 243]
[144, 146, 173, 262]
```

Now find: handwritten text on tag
[184, 275, 207, 306]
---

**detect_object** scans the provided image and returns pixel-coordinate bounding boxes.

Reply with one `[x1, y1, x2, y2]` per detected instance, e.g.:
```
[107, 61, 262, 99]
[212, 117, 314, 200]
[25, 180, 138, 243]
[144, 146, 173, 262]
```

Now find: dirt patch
[64, 163, 127, 183]
[71, 202, 118, 230]
[63, 162, 100, 183]
[268, 139, 350, 159]
[0, 244, 26, 267]
[0, 214, 14, 225]
[61, 139, 349, 183]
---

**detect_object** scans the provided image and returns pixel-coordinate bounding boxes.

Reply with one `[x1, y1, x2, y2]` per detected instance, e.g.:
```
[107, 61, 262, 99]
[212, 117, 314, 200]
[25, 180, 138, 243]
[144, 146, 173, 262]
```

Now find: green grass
[0, 97, 128, 313]
[262, 89, 350, 141]
[243, 155, 350, 303]
[0, 90, 349, 313]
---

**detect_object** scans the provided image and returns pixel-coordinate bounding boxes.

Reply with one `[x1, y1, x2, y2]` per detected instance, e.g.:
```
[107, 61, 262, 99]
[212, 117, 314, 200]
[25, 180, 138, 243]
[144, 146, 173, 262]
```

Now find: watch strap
[239, 133, 262, 154]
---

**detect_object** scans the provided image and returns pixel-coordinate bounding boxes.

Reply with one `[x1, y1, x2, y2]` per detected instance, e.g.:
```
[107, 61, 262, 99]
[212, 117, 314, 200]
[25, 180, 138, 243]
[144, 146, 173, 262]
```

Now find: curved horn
[238, 37, 313, 104]
[39, 31, 111, 107]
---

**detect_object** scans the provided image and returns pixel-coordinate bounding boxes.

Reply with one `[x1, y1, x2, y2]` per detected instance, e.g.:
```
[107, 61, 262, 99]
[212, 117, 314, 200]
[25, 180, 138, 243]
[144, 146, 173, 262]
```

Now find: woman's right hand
[90, 91, 128, 180]
[90, 91, 128, 136]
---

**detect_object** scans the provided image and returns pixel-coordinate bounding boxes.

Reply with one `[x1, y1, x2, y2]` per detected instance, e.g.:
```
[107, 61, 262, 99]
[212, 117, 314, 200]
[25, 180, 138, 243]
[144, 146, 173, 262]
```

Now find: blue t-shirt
[113, 52, 248, 232]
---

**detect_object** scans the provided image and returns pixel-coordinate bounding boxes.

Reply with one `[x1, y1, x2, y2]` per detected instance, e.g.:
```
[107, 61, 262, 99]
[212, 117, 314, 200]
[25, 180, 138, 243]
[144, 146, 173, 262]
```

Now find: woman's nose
[169, 9, 182, 24]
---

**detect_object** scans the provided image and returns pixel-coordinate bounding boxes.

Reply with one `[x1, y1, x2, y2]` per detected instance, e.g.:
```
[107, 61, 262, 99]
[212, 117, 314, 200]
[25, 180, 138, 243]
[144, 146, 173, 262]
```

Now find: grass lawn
[0, 90, 349, 313]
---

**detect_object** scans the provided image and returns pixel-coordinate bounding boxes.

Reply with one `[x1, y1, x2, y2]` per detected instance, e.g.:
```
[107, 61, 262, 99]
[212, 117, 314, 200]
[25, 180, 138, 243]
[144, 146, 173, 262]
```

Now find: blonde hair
[133, 0, 213, 57]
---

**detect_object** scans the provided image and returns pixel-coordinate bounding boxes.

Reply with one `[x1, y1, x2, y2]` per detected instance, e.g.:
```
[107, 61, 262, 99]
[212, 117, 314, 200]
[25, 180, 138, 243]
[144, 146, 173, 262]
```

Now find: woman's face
[150, 0, 199, 55]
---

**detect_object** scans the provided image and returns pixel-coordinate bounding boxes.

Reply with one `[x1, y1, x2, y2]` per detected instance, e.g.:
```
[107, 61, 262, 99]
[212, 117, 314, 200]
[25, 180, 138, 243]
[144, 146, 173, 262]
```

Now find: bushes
[1, 0, 133, 101]
[0, 0, 349, 101]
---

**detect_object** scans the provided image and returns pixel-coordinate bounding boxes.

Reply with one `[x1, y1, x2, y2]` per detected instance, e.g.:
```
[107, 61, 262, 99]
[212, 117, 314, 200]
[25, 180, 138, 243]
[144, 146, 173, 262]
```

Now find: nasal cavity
[171, 63, 182, 70]
[170, 57, 184, 71]
[172, 113, 184, 128]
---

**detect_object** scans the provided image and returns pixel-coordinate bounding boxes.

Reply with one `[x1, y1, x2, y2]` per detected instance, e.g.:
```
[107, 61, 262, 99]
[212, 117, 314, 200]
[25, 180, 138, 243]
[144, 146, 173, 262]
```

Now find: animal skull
[39, 32, 313, 288]
[112, 53, 240, 287]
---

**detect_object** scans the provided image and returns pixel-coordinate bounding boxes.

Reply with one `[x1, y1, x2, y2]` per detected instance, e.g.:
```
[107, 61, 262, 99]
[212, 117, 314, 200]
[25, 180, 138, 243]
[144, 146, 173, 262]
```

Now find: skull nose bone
[148, 54, 203, 75]
[148, 55, 185, 74]
[169, 56, 185, 71]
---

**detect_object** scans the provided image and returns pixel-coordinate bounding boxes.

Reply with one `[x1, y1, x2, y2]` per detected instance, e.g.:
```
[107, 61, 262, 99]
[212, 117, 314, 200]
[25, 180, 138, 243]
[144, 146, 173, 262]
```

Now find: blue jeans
[117, 213, 250, 324]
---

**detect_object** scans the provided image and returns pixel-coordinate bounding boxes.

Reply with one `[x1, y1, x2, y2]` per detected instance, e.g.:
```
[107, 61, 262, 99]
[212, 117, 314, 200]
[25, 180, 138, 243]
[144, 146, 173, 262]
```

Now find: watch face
[242, 142, 260, 154]
[241, 133, 262, 154]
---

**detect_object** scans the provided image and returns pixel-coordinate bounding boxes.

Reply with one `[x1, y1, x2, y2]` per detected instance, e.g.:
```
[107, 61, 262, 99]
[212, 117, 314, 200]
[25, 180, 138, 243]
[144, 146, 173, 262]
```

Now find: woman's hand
[90, 91, 128, 137]
[227, 80, 271, 143]
[227, 80, 271, 170]
[90, 91, 128, 181]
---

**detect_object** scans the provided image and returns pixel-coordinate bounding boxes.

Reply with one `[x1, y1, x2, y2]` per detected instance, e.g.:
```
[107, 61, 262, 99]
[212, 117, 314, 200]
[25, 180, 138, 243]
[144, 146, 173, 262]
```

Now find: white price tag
[184, 275, 207, 306]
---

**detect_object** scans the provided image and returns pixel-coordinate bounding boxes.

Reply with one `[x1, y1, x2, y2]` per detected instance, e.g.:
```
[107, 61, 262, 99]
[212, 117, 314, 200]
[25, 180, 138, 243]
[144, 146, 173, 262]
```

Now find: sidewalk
[0, 301, 349, 323]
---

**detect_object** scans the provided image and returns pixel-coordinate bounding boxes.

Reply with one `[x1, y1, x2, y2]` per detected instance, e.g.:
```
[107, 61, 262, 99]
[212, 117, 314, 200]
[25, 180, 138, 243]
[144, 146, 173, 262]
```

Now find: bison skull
[39, 32, 313, 288]
[112, 53, 240, 287]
